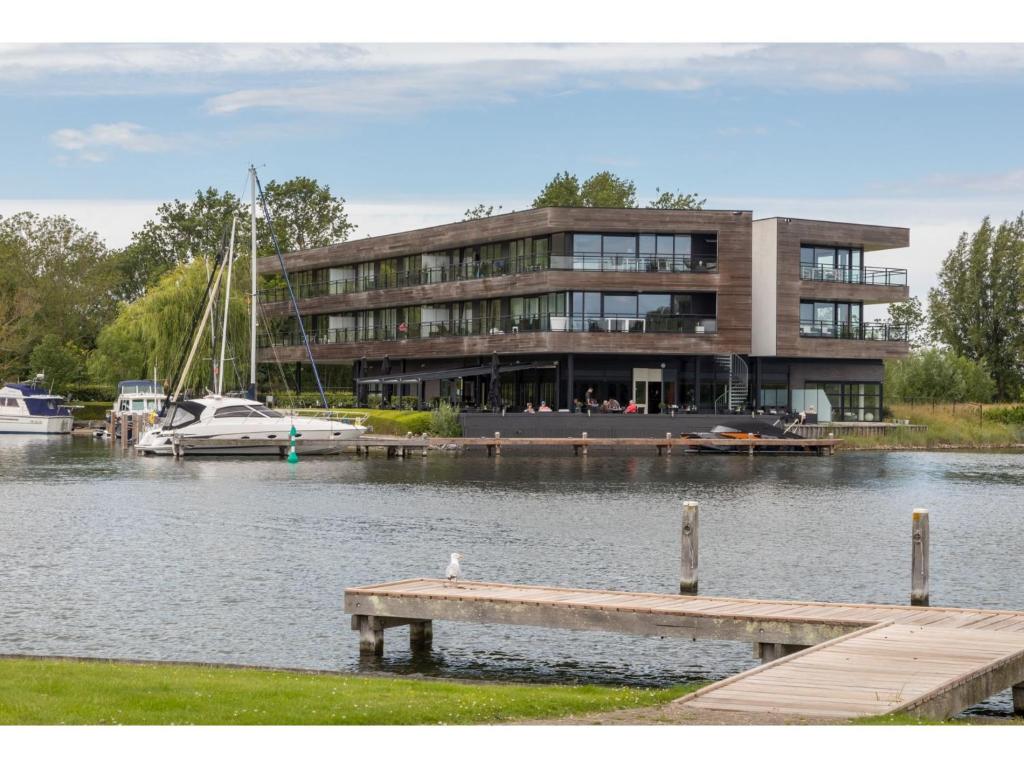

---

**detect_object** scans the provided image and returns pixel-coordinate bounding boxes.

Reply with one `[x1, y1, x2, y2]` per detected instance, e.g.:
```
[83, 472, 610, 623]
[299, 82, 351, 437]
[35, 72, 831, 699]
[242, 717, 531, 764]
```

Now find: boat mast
[172, 258, 228, 403]
[217, 217, 238, 396]
[249, 165, 258, 401]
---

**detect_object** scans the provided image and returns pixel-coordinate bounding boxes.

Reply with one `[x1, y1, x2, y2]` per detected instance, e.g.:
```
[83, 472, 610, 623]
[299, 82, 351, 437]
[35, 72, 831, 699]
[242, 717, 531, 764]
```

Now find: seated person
[538, 401, 552, 412]
[524, 402, 536, 414]
[624, 399, 638, 414]
[599, 399, 610, 413]
[606, 397, 622, 412]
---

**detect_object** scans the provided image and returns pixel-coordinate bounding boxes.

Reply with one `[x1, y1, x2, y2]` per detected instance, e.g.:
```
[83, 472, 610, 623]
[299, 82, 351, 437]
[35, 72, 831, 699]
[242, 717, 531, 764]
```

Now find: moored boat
[0, 383, 74, 434]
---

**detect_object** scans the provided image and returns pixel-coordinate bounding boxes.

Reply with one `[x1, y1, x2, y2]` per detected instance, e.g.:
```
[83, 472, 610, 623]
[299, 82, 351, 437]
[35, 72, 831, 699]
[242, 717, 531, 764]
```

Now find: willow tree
[89, 257, 253, 394]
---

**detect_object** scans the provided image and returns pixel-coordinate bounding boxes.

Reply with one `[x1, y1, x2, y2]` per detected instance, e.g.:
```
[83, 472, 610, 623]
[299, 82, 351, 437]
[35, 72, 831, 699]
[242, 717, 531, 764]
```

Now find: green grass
[840, 403, 1024, 451]
[0, 658, 698, 725]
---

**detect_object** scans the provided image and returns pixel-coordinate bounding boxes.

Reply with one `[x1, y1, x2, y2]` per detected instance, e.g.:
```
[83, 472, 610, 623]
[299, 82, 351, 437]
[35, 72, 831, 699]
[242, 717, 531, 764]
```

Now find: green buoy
[287, 423, 299, 463]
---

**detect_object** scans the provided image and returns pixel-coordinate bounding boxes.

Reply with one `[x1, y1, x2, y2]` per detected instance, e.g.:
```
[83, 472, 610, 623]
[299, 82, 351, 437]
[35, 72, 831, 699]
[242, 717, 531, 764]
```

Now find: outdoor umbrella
[488, 354, 503, 411]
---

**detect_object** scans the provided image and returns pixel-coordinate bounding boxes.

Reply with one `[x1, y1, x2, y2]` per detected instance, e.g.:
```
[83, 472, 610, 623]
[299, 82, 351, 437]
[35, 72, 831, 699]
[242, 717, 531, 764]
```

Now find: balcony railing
[800, 264, 908, 286]
[259, 251, 718, 304]
[800, 321, 908, 341]
[259, 312, 719, 348]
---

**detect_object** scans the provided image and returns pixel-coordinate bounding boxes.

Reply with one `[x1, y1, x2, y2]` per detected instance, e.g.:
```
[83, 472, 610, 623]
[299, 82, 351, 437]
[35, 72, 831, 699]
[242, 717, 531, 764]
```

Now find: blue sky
[3, 43, 1024, 306]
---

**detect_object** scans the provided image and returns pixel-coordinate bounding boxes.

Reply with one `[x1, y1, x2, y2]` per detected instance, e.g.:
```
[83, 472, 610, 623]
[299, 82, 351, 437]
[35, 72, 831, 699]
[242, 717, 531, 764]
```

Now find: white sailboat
[137, 169, 366, 455]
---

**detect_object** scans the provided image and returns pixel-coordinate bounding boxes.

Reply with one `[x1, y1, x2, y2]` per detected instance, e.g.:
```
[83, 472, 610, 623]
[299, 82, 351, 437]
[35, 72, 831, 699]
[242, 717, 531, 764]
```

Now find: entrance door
[631, 368, 663, 414]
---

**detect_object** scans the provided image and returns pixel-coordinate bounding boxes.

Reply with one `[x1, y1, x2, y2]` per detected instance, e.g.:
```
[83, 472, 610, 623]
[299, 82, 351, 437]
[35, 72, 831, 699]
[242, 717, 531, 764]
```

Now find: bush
[365, 410, 431, 435]
[983, 405, 1024, 424]
[65, 384, 117, 401]
[885, 349, 995, 403]
[397, 396, 420, 410]
[367, 394, 383, 409]
[429, 402, 462, 437]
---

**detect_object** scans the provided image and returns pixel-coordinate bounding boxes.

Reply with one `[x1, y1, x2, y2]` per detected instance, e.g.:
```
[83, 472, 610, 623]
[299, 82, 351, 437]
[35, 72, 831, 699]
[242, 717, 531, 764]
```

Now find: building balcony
[261, 312, 719, 350]
[799, 321, 908, 342]
[258, 252, 718, 305]
[800, 264, 907, 286]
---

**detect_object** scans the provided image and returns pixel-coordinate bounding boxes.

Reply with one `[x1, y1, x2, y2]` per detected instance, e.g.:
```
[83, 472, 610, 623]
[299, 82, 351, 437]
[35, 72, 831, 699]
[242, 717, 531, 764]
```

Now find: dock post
[666, 432, 672, 456]
[911, 508, 930, 607]
[494, 431, 501, 456]
[120, 414, 128, 450]
[680, 500, 699, 595]
[409, 620, 433, 652]
[582, 432, 588, 456]
[1013, 683, 1024, 717]
[108, 409, 116, 443]
[356, 615, 384, 656]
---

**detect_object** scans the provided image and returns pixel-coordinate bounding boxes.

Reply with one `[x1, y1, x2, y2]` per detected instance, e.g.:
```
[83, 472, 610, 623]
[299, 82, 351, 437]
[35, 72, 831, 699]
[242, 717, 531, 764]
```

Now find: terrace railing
[799, 321, 909, 341]
[800, 265, 908, 286]
[259, 312, 719, 348]
[258, 250, 719, 304]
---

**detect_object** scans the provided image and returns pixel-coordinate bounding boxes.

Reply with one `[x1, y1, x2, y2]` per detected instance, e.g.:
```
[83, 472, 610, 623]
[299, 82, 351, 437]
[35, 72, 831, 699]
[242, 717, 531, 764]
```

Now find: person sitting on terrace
[607, 397, 622, 412]
[599, 399, 610, 413]
[624, 399, 638, 414]
[538, 401, 552, 412]
[524, 402, 536, 414]
[572, 398, 582, 413]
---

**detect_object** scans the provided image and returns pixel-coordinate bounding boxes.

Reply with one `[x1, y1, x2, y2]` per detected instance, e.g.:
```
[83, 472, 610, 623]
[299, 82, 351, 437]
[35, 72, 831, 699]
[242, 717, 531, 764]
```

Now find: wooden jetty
[344, 578, 1024, 720]
[165, 433, 840, 458]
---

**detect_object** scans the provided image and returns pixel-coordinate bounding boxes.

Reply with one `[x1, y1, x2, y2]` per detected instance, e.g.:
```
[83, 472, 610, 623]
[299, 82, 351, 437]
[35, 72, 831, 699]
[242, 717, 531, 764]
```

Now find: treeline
[0, 178, 354, 394]
[886, 213, 1024, 403]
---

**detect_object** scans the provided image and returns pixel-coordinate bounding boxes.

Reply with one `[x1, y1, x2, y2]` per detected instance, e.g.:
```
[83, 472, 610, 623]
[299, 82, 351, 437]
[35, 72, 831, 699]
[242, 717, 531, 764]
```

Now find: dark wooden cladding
[767, 217, 910, 360]
[259, 331, 734, 365]
[256, 207, 753, 274]
[261, 271, 725, 317]
[798, 282, 909, 305]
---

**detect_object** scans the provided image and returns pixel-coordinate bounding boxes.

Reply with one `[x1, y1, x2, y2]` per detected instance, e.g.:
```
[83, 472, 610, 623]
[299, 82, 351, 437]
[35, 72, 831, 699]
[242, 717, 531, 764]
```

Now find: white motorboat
[135, 394, 365, 455]
[111, 379, 167, 419]
[0, 383, 74, 434]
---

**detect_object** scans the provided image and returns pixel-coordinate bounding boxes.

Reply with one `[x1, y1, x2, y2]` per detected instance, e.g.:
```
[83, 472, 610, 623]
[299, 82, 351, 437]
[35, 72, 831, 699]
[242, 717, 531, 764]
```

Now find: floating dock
[344, 578, 1024, 720]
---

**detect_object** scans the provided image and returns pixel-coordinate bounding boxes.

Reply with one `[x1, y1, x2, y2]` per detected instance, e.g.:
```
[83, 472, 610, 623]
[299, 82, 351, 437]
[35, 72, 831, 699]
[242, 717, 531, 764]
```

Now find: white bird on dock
[445, 552, 463, 586]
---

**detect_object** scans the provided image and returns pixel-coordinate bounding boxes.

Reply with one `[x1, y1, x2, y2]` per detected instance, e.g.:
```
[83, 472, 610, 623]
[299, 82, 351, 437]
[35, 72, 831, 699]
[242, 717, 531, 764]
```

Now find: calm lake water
[2, 437, 1023, 715]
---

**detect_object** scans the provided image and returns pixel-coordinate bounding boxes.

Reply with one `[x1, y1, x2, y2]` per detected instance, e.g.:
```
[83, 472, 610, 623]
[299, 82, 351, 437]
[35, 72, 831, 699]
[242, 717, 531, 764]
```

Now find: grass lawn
[0, 658, 699, 725]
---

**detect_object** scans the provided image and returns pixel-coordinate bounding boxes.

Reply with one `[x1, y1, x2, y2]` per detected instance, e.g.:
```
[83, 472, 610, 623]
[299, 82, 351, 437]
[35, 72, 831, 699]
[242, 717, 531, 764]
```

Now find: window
[797, 382, 882, 422]
[166, 402, 204, 429]
[801, 244, 865, 281]
[800, 301, 863, 335]
[603, 294, 637, 316]
[214, 405, 259, 419]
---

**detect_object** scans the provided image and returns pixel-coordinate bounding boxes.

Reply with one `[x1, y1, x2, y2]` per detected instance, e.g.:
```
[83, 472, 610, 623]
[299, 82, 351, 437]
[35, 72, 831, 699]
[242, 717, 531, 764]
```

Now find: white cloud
[49, 122, 187, 162]
[5, 43, 1024, 114]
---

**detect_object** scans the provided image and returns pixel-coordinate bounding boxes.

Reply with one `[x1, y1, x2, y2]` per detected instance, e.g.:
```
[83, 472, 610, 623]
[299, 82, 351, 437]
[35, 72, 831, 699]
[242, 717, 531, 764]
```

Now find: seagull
[445, 552, 463, 587]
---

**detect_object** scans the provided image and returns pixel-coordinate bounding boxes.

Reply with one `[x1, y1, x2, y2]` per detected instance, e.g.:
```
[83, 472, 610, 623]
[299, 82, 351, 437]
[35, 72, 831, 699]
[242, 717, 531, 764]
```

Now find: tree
[260, 176, 355, 254]
[885, 348, 995, 403]
[463, 203, 502, 220]
[928, 214, 1024, 400]
[579, 171, 637, 208]
[532, 171, 583, 208]
[532, 171, 703, 210]
[648, 187, 706, 210]
[0, 212, 118, 379]
[28, 334, 87, 392]
[886, 297, 928, 348]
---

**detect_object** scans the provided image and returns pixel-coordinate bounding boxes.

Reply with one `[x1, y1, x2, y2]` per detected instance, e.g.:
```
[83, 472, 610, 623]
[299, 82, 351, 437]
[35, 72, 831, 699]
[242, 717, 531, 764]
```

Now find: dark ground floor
[342, 353, 887, 422]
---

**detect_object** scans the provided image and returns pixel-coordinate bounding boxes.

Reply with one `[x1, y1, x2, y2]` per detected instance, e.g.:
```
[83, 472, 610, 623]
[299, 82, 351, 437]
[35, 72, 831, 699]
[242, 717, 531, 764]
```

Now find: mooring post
[108, 409, 116, 443]
[666, 432, 672, 456]
[911, 508, 930, 607]
[1013, 683, 1024, 717]
[582, 431, 588, 456]
[120, 414, 128, 450]
[409, 620, 433, 652]
[357, 615, 384, 656]
[494, 431, 501, 456]
[680, 500, 699, 595]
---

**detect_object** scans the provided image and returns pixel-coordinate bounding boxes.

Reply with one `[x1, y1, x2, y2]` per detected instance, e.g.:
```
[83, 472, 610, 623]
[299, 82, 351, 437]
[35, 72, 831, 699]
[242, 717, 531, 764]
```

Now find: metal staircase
[714, 354, 749, 413]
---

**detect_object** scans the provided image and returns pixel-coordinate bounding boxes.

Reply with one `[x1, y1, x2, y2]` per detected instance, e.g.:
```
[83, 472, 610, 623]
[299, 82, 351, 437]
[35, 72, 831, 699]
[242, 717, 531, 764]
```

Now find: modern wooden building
[256, 207, 909, 421]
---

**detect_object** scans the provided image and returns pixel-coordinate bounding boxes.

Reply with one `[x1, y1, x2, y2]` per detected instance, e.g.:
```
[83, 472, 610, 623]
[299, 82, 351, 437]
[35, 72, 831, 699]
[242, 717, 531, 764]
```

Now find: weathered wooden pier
[345, 506, 1024, 720]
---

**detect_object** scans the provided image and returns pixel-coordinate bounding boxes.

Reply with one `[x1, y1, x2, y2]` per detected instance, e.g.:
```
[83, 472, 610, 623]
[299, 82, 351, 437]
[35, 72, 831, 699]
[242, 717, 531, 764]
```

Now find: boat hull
[0, 415, 73, 434]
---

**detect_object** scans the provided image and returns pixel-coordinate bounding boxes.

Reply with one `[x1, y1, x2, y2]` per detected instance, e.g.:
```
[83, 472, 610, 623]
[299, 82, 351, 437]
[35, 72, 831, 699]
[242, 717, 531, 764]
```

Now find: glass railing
[259, 250, 719, 303]
[800, 265, 908, 286]
[259, 313, 719, 347]
[799, 321, 908, 341]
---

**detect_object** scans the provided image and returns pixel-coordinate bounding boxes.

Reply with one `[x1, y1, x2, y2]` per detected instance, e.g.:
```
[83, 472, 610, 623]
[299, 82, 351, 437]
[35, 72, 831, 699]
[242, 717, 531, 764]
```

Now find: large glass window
[801, 244, 865, 281]
[800, 301, 863, 336]
[796, 382, 882, 422]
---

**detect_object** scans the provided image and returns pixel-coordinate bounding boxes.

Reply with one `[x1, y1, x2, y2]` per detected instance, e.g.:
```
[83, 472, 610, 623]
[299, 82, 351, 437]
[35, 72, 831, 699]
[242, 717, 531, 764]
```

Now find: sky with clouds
[2, 42, 1024, 311]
